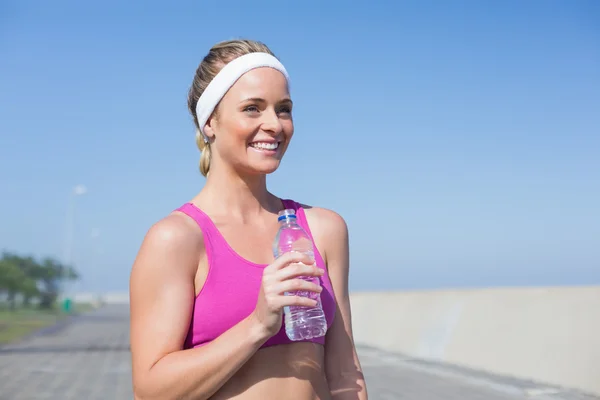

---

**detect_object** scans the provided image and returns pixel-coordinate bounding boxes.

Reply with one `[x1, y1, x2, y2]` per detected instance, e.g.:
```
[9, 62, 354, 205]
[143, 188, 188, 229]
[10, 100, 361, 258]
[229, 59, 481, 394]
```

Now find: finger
[275, 278, 322, 295]
[269, 251, 315, 271]
[276, 263, 324, 281]
[277, 295, 318, 308]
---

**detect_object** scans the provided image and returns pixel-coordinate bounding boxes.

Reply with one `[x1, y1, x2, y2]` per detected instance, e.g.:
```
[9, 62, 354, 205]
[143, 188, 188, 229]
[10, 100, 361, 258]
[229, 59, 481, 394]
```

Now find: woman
[129, 39, 368, 400]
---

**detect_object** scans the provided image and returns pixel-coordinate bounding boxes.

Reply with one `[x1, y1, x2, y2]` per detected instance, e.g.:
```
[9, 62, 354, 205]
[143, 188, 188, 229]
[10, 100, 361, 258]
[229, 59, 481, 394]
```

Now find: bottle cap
[277, 208, 297, 221]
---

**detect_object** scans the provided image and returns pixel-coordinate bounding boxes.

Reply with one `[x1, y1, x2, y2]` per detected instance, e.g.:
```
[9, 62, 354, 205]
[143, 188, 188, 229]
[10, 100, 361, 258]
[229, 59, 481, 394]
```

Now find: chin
[246, 161, 282, 175]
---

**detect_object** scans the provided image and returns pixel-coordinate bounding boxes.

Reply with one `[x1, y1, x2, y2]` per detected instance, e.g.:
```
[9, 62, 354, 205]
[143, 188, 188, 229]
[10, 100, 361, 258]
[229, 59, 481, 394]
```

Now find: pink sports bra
[176, 199, 336, 349]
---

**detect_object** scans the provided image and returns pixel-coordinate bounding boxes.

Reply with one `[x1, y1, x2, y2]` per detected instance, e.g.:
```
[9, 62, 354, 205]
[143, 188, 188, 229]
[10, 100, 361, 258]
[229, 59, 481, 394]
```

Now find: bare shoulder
[301, 204, 349, 264]
[130, 212, 204, 282]
[302, 204, 348, 237]
[129, 212, 206, 317]
[149, 211, 204, 247]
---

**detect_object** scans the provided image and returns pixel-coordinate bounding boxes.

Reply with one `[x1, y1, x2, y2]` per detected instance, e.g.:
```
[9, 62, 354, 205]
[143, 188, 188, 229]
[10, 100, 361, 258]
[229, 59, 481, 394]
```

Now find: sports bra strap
[174, 203, 217, 256]
[280, 198, 297, 211]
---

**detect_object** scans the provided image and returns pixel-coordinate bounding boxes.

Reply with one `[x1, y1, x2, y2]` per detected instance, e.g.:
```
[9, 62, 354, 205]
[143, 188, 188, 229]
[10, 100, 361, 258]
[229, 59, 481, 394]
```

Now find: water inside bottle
[273, 209, 328, 340]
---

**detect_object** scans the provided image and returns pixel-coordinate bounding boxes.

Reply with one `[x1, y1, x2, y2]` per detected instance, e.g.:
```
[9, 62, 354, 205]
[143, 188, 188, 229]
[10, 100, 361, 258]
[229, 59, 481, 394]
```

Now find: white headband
[195, 52, 290, 142]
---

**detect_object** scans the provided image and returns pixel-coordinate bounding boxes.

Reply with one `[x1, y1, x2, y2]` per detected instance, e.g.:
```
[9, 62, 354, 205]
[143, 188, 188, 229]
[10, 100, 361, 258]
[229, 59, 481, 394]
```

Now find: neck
[198, 164, 281, 218]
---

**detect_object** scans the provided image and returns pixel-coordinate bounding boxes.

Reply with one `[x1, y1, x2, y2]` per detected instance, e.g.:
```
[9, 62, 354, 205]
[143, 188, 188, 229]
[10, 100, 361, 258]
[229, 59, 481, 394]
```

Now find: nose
[260, 108, 283, 135]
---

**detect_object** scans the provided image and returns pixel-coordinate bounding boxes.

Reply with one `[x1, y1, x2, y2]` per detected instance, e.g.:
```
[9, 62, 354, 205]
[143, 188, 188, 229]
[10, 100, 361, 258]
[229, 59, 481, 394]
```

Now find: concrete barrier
[71, 292, 130, 305]
[350, 285, 600, 396]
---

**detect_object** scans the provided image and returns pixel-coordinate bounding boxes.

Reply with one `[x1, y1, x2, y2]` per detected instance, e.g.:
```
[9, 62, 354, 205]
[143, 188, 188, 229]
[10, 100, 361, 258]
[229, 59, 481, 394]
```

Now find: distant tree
[0, 256, 37, 310]
[0, 251, 79, 310]
[1, 253, 41, 307]
[37, 257, 79, 309]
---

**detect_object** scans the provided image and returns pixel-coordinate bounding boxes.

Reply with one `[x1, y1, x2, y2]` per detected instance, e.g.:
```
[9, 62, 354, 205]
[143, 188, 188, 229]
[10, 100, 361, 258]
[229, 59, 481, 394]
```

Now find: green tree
[0, 257, 37, 310]
[0, 252, 79, 310]
[1, 253, 41, 307]
[37, 257, 79, 309]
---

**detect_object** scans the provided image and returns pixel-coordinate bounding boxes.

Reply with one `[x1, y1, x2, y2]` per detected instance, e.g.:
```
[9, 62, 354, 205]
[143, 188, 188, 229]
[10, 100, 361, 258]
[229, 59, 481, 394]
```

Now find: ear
[203, 113, 217, 140]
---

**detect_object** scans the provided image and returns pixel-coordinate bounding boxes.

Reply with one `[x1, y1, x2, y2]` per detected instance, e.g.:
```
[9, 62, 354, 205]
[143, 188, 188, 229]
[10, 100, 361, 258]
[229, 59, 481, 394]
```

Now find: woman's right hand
[251, 251, 324, 338]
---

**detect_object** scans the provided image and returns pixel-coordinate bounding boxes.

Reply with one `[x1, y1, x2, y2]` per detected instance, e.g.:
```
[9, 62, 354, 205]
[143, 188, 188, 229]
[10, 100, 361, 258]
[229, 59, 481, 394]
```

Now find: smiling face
[203, 67, 293, 176]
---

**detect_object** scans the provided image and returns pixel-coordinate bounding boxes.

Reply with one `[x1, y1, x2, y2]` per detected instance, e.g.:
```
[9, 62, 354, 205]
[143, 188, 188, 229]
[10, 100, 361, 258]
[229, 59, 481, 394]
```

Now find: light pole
[62, 184, 87, 312]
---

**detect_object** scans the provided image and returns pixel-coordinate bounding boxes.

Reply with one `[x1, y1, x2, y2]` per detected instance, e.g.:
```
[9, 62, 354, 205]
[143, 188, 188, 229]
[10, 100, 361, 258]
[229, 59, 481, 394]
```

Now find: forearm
[134, 314, 268, 400]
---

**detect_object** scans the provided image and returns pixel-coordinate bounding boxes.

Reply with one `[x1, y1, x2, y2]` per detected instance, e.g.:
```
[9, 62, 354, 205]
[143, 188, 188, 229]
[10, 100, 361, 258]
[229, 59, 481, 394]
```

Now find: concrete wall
[72, 292, 130, 305]
[349, 285, 600, 396]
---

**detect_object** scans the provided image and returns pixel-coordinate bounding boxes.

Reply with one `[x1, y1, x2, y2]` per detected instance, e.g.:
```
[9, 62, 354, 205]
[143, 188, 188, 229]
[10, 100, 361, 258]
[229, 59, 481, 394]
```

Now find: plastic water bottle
[272, 208, 328, 340]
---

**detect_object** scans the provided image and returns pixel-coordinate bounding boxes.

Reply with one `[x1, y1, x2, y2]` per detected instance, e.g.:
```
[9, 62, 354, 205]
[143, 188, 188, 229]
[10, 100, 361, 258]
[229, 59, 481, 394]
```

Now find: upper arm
[129, 214, 203, 389]
[305, 208, 363, 382]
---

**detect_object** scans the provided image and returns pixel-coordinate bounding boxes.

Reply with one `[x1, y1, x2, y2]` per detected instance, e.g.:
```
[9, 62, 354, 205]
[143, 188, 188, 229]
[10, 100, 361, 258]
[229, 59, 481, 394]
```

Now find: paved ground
[0, 305, 596, 400]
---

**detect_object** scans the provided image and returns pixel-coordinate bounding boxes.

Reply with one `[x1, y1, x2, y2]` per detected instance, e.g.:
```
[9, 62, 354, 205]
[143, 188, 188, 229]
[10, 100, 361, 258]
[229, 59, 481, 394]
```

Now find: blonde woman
[129, 39, 368, 400]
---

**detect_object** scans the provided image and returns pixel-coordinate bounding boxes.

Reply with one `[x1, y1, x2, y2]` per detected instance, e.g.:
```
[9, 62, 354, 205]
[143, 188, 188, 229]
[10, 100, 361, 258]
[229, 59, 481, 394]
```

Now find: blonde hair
[187, 39, 276, 177]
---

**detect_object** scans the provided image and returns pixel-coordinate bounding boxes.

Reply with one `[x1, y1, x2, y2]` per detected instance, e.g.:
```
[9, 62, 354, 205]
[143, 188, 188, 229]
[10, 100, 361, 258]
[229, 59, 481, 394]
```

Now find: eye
[277, 105, 292, 115]
[243, 105, 260, 113]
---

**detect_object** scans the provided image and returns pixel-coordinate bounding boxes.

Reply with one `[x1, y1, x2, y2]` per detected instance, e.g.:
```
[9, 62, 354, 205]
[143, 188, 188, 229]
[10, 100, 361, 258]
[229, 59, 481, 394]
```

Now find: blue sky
[0, 0, 598, 293]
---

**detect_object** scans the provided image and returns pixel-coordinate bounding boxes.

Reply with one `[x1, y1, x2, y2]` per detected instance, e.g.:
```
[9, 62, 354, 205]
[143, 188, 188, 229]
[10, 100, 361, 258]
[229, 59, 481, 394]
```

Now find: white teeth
[250, 142, 279, 150]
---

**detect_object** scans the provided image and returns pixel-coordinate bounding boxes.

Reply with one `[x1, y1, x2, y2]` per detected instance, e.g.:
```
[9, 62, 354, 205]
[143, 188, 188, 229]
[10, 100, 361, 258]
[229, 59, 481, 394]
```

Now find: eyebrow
[239, 97, 293, 105]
